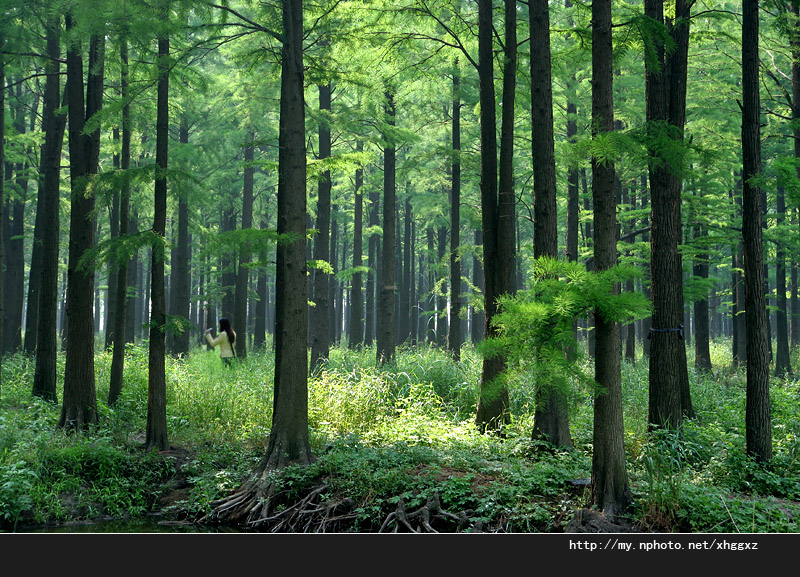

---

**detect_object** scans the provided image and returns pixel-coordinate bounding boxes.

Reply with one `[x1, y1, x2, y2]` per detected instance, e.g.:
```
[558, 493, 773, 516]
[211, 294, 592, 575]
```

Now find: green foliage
[482, 257, 650, 401]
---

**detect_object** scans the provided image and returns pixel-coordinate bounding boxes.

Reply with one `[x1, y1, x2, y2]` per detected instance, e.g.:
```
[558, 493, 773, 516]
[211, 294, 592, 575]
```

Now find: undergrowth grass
[0, 335, 798, 532]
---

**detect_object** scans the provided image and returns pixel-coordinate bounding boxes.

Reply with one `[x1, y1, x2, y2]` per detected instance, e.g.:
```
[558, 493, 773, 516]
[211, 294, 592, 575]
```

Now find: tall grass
[1, 335, 799, 532]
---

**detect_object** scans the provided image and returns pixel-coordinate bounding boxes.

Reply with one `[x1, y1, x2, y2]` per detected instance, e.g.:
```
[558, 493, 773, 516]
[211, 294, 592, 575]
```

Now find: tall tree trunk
[234, 133, 255, 359]
[693, 216, 712, 372]
[645, 0, 693, 430]
[590, 0, 631, 519]
[0, 37, 6, 394]
[168, 117, 191, 356]
[742, 0, 772, 463]
[365, 181, 379, 347]
[471, 228, 484, 344]
[530, 0, 571, 448]
[311, 83, 332, 370]
[790, 1, 800, 350]
[349, 144, 365, 349]
[476, 0, 515, 433]
[774, 185, 792, 376]
[377, 88, 396, 365]
[33, 18, 67, 402]
[399, 196, 412, 345]
[108, 36, 132, 405]
[3, 86, 28, 355]
[146, 18, 170, 451]
[59, 18, 103, 431]
[254, 215, 270, 350]
[448, 61, 462, 360]
[260, 0, 311, 466]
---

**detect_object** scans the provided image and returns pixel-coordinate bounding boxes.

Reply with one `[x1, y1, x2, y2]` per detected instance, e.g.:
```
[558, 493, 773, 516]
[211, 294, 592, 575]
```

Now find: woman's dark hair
[219, 317, 235, 345]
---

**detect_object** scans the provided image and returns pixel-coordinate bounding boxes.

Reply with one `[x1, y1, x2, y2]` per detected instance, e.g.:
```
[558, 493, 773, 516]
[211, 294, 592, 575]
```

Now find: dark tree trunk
[146, 22, 170, 451]
[732, 176, 747, 365]
[0, 40, 4, 394]
[234, 133, 255, 359]
[377, 88, 396, 365]
[126, 211, 139, 344]
[645, 0, 693, 430]
[530, 0, 571, 448]
[471, 229, 484, 344]
[169, 117, 191, 356]
[349, 144, 365, 349]
[108, 37, 132, 406]
[436, 224, 448, 348]
[104, 128, 121, 351]
[33, 18, 67, 402]
[590, 0, 631, 519]
[742, 0, 772, 462]
[254, 216, 270, 350]
[774, 185, 792, 377]
[311, 83, 332, 370]
[59, 19, 102, 431]
[208, 0, 312, 526]
[3, 88, 27, 355]
[365, 181, 379, 347]
[693, 216, 712, 372]
[791, 2, 800, 349]
[399, 196, 412, 345]
[221, 205, 236, 319]
[329, 205, 339, 345]
[475, 0, 515, 433]
[448, 61, 462, 360]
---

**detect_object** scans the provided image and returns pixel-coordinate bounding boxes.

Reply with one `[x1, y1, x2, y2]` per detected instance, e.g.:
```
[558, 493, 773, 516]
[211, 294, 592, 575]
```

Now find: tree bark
[448, 62, 462, 360]
[476, 0, 515, 433]
[377, 88, 396, 365]
[167, 117, 191, 356]
[530, 0, 571, 448]
[59, 18, 103, 431]
[146, 20, 170, 451]
[234, 132, 255, 359]
[33, 17, 67, 402]
[774, 185, 792, 376]
[108, 37, 132, 405]
[590, 0, 631, 519]
[742, 0, 772, 462]
[645, 0, 693, 430]
[311, 82, 332, 370]
[349, 143, 365, 349]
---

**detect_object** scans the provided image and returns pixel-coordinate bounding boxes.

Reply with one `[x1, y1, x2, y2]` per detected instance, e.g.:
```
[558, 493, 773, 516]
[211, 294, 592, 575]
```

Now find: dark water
[15, 516, 245, 533]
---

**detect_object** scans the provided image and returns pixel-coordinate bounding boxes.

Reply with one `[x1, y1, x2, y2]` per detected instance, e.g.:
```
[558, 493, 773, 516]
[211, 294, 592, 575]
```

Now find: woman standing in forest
[205, 317, 236, 367]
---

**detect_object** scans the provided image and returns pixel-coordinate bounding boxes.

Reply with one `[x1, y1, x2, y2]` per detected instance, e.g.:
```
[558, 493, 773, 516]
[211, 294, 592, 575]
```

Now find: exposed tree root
[378, 492, 482, 533]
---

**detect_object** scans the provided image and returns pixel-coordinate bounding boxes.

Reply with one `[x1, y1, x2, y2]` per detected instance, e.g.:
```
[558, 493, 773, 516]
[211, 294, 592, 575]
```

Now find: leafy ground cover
[1, 339, 799, 533]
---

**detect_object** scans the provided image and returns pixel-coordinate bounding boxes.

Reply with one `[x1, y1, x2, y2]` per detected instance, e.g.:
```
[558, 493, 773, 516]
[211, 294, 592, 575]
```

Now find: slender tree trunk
[476, 0, 515, 432]
[377, 88, 396, 365]
[591, 0, 631, 519]
[349, 145, 365, 349]
[365, 181, 378, 347]
[33, 18, 67, 402]
[234, 133, 255, 359]
[310, 82, 332, 369]
[448, 62, 462, 360]
[742, 0, 772, 462]
[108, 37, 132, 405]
[146, 19, 170, 451]
[774, 185, 792, 376]
[59, 19, 103, 431]
[472, 229, 484, 344]
[168, 117, 191, 356]
[693, 217, 712, 372]
[0, 38, 6, 394]
[530, 0, 571, 447]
